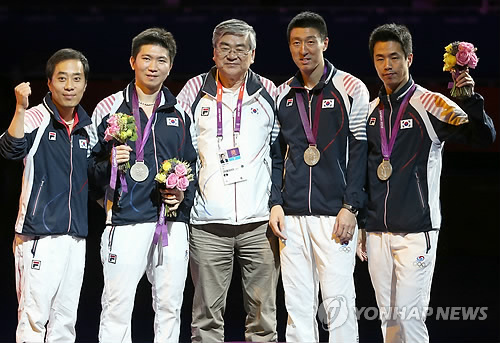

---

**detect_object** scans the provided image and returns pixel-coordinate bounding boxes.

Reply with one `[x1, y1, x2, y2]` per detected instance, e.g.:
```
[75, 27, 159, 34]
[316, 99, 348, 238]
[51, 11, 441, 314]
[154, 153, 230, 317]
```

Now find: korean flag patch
[201, 107, 210, 116]
[286, 98, 293, 107]
[400, 119, 413, 129]
[48, 132, 57, 141]
[369, 117, 376, 126]
[167, 117, 179, 127]
[322, 99, 335, 109]
[79, 139, 88, 149]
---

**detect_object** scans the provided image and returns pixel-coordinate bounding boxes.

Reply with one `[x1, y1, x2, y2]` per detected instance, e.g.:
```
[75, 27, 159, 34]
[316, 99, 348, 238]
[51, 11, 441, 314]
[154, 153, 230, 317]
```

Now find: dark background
[0, 1, 498, 342]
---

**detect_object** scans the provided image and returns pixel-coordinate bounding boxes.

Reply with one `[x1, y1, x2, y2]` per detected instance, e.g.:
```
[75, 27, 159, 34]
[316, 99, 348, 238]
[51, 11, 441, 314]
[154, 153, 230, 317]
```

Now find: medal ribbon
[109, 145, 128, 193]
[153, 203, 169, 266]
[216, 70, 246, 138]
[379, 84, 416, 161]
[295, 65, 328, 146]
[132, 87, 162, 162]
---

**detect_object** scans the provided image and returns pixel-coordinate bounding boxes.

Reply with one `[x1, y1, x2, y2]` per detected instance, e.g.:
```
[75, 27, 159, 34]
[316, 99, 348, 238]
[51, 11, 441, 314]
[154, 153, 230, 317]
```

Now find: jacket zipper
[308, 91, 314, 213]
[383, 95, 393, 229]
[67, 136, 73, 232]
[415, 171, 425, 209]
[32, 180, 45, 216]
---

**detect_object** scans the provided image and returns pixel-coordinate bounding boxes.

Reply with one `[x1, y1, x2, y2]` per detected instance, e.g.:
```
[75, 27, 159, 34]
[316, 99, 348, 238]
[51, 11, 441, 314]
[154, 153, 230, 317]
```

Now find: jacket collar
[378, 76, 415, 104]
[123, 81, 177, 112]
[201, 66, 263, 99]
[42, 93, 91, 129]
[289, 59, 337, 91]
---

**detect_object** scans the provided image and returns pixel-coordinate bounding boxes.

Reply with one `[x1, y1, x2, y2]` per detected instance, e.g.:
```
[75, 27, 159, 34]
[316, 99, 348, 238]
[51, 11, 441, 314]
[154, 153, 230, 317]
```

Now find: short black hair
[369, 23, 413, 58]
[131, 27, 177, 64]
[287, 11, 328, 43]
[46, 48, 89, 81]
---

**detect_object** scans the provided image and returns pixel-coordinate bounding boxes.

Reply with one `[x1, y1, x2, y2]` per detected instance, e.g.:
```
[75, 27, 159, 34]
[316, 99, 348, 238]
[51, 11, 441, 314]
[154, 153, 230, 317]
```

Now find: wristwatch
[342, 203, 358, 216]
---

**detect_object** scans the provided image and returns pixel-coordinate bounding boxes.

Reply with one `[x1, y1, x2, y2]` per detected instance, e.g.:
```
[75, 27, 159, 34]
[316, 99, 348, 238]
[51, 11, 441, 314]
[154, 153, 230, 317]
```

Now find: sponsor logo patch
[48, 132, 57, 141]
[201, 107, 210, 116]
[400, 119, 413, 129]
[31, 260, 41, 270]
[167, 117, 179, 127]
[286, 98, 293, 107]
[369, 117, 376, 126]
[108, 253, 117, 264]
[322, 99, 335, 108]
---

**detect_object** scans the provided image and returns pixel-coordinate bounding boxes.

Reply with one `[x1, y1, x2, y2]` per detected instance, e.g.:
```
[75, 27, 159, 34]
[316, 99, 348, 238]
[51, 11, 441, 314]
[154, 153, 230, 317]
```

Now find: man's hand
[454, 69, 475, 93]
[160, 188, 185, 212]
[356, 229, 367, 262]
[15, 82, 31, 110]
[114, 145, 132, 165]
[332, 208, 356, 243]
[269, 205, 287, 240]
[8, 82, 32, 138]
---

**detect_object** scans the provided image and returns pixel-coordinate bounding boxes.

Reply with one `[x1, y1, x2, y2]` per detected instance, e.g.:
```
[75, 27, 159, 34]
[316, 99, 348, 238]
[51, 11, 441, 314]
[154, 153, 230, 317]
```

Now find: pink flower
[104, 128, 114, 142]
[468, 52, 478, 69]
[174, 163, 188, 176]
[165, 173, 178, 189]
[458, 42, 475, 53]
[177, 176, 189, 191]
[107, 115, 118, 127]
[455, 50, 471, 67]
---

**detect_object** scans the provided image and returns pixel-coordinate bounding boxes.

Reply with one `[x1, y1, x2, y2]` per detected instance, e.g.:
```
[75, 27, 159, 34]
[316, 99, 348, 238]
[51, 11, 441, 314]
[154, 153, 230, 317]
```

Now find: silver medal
[130, 161, 149, 182]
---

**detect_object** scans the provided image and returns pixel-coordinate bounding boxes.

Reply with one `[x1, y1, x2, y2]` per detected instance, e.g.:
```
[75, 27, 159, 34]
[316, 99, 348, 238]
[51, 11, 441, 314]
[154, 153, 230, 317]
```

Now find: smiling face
[47, 59, 87, 115]
[289, 27, 328, 78]
[213, 33, 255, 85]
[373, 40, 413, 94]
[130, 44, 172, 94]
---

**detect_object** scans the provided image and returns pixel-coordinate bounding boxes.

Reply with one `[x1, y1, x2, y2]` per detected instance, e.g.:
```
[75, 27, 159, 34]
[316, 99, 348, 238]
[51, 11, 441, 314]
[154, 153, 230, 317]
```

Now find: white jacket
[177, 67, 278, 225]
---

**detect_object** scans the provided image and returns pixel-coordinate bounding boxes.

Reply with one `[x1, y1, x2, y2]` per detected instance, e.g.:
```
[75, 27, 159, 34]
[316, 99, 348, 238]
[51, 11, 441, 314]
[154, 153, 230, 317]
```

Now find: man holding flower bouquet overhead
[176, 19, 280, 342]
[88, 27, 196, 343]
[357, 23, 496, 343]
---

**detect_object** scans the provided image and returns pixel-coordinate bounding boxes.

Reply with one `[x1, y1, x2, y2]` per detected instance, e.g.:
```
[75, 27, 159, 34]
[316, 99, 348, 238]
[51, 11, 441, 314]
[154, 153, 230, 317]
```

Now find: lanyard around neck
[216, 71, 246, 139]
[131, 87, 161, 162]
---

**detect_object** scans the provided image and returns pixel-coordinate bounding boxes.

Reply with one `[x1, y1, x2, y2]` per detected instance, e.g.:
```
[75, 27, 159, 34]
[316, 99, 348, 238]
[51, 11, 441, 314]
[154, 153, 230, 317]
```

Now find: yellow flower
[443, 53, 456, 71]
[155, 173, 166, 183]
[162, 161, 172, 172]
[445, 44, 453, 53]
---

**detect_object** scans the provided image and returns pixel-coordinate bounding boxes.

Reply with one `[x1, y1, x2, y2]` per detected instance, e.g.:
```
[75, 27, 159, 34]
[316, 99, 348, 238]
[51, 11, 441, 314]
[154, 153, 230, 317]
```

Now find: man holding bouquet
[88, 27, 196, 343]
[358, 23, 496, 343]
[176, 19, 280, 342]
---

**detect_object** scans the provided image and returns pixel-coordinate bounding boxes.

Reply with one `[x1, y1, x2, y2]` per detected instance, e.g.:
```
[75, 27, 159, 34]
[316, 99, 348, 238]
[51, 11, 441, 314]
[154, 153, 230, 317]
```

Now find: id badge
[218, 147, 246, 185]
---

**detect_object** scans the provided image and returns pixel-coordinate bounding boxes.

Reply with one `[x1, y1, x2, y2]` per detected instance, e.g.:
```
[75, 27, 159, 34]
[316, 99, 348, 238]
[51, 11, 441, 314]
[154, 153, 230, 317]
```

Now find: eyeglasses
[216, 45, 251, 58]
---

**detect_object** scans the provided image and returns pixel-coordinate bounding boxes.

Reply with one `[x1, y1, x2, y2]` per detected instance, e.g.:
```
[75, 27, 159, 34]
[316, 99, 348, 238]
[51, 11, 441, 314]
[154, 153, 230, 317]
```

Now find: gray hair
[212, 19, 256, 51]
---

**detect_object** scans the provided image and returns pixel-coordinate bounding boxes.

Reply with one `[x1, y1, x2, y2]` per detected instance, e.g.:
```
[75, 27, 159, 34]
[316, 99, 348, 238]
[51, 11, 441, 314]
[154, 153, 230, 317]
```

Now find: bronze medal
[377, 160, 393, 181]
[130, 161, 149, 182]
[304, 145, 320, 166]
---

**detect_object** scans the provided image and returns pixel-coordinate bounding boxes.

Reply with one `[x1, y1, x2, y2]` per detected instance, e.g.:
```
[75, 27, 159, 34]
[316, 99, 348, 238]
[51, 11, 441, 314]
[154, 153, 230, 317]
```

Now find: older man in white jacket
[177, 19, 280, 343]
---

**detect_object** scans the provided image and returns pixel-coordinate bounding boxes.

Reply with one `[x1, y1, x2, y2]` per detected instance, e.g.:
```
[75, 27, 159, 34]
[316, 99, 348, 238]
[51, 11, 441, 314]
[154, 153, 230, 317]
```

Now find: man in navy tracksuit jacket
[0, 49, 91, 343]
[87, 28, 196, 343]
[269, 12, 369, 343]
[359, 24, 496, 343]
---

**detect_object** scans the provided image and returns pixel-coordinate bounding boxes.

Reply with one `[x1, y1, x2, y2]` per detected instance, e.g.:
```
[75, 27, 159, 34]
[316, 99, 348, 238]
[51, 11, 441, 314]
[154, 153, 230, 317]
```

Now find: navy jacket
[0, 94, 91, 237]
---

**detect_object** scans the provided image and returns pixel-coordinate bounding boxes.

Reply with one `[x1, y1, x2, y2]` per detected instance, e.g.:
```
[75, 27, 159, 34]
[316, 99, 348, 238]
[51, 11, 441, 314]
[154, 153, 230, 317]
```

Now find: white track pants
[98, 221, 189, 343]
[14, 234, 85, 343]
[280, 215, 358, 343]
[366, 231, 439, 343]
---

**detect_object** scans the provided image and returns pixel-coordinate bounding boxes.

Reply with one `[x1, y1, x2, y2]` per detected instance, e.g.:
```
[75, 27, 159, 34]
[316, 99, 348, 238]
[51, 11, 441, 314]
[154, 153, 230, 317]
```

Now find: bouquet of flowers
[104, 112, 138, 169]
[443, 41, 479, 98]
[153, 158, 194, 252]
[155, 158, 194, 217]
[104, 112, 138, 194]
